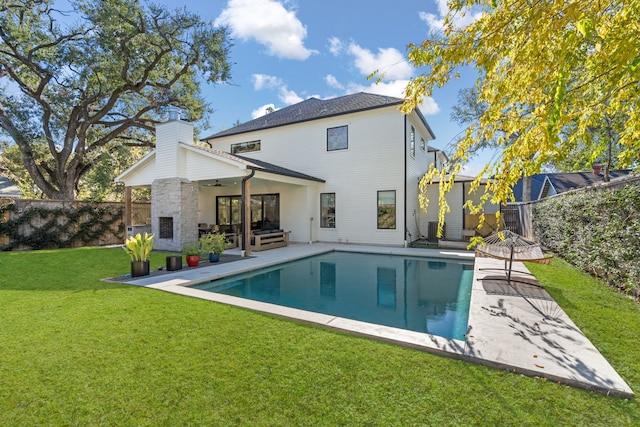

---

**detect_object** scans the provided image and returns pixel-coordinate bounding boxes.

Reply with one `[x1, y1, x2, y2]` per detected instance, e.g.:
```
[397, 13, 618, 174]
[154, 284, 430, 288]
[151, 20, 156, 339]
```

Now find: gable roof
[512, 170, 633, 201]
[202, 92, 435, 140]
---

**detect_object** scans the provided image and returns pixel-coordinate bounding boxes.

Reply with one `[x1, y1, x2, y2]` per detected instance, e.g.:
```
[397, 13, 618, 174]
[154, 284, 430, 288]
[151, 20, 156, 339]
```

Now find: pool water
[193, 251, 474, 341]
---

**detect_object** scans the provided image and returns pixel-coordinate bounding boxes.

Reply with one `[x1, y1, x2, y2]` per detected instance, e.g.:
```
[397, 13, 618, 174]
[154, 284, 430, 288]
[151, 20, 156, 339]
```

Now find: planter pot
[166, 256, 182, 271]
[208, 253, 220, 263]
[186, 255, 200, 267]
[131, 260, 150, 277]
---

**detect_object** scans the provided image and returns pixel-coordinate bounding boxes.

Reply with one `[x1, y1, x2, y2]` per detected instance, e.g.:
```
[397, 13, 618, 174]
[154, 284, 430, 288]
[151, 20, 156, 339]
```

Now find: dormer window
[231, 140, 261, 154]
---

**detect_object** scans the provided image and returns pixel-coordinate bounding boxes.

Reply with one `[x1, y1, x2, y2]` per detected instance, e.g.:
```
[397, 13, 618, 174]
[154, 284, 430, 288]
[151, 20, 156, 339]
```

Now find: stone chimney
[593, 164, 602, 175]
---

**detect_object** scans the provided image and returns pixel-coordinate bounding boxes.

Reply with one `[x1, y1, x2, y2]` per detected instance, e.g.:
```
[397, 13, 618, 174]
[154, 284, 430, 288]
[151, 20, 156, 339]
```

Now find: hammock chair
[475, 230, 553, 285]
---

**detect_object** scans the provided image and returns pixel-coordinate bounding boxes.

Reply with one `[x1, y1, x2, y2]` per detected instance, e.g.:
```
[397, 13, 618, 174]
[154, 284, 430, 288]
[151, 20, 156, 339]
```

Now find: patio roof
[190, 144, 325, 183]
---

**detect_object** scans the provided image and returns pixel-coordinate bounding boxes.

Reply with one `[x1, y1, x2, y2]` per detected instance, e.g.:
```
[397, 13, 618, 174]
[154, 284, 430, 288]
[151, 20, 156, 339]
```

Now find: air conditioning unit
[427, 222, 445, 243]
[126, 224, 152, 237]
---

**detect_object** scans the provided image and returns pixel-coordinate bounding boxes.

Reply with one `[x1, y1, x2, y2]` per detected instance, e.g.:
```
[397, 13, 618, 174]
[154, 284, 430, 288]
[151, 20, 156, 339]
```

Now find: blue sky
[150, 0, 484, 171]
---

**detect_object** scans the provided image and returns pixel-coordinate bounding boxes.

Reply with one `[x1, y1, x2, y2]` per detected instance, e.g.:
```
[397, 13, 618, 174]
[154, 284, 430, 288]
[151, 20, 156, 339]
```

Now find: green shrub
[533, 183, 640, 298]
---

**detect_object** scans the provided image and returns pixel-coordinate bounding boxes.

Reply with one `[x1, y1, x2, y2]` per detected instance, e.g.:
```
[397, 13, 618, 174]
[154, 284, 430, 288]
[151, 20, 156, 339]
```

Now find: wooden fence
[0, 198, 150, 251]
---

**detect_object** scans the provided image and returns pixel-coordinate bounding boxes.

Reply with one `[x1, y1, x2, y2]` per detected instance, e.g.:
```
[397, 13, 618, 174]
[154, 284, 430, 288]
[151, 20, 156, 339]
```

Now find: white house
[116, 92, 442, 252]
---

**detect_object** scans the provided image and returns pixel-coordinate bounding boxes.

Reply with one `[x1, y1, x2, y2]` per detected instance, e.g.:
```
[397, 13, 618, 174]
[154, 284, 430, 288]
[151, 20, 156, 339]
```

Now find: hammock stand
[475, 230, 553, 285]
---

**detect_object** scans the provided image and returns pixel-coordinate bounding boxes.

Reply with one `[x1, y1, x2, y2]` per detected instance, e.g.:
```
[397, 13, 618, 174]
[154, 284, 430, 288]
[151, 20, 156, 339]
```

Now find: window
[216, 196, 241, 233]
[320, 193, 335, 228]
[377, 190, 396, 229]
[327, 125, 348, 151]
[420, 137, 426, 151]
[217, 194, 280, 232]
[231, 140, 261, 154]
[410, 126, 416, 158]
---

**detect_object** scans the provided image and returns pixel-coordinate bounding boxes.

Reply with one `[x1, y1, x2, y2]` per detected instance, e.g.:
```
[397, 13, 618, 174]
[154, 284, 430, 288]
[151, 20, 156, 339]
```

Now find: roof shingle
[202, 92, 411, 140]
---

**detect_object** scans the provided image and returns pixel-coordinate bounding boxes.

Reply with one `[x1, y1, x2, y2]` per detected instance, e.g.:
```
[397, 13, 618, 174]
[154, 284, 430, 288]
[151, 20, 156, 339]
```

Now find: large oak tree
[403, 0, 639, 221]
[0, 0, 231, 199]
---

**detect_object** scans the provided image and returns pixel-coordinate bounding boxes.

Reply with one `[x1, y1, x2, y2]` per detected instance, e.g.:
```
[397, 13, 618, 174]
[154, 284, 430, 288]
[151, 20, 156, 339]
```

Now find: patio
[123, 243, 634, 398]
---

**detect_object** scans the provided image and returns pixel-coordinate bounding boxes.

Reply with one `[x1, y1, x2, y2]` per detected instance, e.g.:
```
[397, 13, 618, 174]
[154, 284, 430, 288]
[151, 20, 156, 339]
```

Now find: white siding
[155, 120, 194, 179]
[405, 112, 436, 244]
[207, 107, 409, 246]
[419, 182, 465, 240]
[119, 156, 156, 187]
[464, 183, 500, 215]
[182, 149, 244, 182]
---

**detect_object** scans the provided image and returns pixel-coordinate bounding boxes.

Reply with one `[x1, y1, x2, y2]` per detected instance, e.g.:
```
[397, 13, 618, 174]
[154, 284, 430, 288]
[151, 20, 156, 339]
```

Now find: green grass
[0, 248, 638, 426]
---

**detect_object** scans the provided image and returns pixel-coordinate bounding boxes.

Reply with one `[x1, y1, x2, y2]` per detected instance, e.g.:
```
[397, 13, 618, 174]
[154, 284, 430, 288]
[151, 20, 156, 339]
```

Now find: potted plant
[182, 242, 202, 267]
[199, 233, 228, 262]
[123, 232, 154, 277]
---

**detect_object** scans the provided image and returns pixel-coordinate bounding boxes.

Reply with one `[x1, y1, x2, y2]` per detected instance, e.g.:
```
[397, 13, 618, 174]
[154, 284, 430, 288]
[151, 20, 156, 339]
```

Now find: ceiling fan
[202, 180, 224, 188]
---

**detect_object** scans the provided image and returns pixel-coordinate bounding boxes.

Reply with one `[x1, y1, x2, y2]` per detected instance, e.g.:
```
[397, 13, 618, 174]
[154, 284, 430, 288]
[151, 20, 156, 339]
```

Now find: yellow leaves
[404, 0, 639, 228]
[576, 17, 595, 39]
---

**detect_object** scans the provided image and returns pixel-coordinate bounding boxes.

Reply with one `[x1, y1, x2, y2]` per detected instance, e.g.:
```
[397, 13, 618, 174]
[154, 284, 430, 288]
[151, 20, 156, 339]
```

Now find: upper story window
[231, 140, 261, 154]
[410, 126, 416, 158]
[327, 125, 348, 151]
[420, 137, 426, 151]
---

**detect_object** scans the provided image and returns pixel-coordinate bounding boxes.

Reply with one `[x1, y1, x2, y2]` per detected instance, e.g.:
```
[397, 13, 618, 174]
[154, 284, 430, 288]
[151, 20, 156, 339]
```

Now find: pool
[193, 251, 474, 341]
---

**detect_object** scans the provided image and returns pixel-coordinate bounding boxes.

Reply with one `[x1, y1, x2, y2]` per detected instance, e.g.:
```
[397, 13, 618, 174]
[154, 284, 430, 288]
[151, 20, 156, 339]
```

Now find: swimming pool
[193, 251, 474, 341]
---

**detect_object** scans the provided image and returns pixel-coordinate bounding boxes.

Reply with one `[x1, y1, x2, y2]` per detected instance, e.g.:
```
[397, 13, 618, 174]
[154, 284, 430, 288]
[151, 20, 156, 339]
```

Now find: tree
[0, 0, 231, 199]
[403, 0, 640, 217]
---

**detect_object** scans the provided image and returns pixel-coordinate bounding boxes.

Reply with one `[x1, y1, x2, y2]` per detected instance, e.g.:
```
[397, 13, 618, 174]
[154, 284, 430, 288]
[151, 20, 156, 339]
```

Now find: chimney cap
[167, 107, 181, 121]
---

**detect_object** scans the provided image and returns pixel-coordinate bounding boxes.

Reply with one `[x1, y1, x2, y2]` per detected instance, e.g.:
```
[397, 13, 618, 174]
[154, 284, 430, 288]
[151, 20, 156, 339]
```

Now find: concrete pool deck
[124, 243, 634, 398]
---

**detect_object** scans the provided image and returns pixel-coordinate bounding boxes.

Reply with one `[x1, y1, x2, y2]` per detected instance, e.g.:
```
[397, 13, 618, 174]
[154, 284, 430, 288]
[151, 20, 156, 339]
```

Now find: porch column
[242, 178, 251, 256]
[124, 186, 132, 227]
[241, 169, 255, 257]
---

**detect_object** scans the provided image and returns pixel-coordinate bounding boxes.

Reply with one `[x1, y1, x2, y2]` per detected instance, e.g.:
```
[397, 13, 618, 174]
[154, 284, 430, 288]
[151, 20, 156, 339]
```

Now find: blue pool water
[193, 251, 474, 341]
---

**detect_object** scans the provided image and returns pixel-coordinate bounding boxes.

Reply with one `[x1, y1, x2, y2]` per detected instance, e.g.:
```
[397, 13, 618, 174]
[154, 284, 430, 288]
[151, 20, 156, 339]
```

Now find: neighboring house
[116, 92, 441, 252]
[0, 176, 22, 198]
[512, 168, 633, 202]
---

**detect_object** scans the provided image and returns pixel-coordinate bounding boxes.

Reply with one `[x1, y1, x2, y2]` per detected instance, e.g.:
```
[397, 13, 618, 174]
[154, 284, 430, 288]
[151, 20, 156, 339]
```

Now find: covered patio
[116, 112, 324, 255]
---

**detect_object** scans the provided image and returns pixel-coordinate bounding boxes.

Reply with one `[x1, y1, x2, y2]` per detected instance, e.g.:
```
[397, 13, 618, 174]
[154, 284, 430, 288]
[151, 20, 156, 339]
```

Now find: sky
[147, 0, 485, 172]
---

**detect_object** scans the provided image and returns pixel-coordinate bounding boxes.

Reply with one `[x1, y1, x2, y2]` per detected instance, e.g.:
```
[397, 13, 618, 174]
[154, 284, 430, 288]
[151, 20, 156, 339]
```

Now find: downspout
[241, 168, 256, 256]
[403, 116, 408, 247]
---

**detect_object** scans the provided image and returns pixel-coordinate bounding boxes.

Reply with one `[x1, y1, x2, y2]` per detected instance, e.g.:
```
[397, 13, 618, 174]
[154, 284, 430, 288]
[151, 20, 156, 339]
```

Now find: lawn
[0, 247, 638, 426]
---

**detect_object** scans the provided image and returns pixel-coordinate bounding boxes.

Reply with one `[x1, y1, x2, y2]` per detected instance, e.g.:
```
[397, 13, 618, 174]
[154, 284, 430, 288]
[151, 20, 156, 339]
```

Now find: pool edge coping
[126, 243, 635, 399]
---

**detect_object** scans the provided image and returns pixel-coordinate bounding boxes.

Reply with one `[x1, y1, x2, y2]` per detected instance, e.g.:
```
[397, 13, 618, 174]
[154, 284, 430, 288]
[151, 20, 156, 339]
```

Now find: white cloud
[215, 0, 317, 60]
[251, 103, 278, 119]
[347, 43, 413, 81]
[346, 80, 440, 116]
[251, 73, 304, 114]
[325, 74, 344, 89]
[328, 36, 344, 56]
[279, 87, 304, 105]
[252, 74, 282, 90]
[419, 0, 484, 33]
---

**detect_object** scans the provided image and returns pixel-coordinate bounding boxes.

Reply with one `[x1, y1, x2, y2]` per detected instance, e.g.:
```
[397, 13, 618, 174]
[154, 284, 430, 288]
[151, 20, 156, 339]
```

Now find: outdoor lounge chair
[475, 230, 553, 285]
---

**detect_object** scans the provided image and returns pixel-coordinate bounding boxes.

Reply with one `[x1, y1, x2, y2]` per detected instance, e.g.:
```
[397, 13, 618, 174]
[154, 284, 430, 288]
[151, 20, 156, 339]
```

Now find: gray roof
[546, 170, 632, 194]
[191, 144, 325, 183]
[0, 176, 22, 198]
[203, 92, 435, 140]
